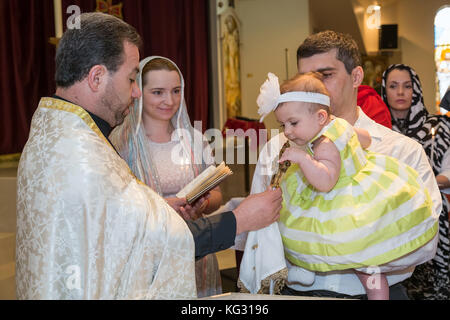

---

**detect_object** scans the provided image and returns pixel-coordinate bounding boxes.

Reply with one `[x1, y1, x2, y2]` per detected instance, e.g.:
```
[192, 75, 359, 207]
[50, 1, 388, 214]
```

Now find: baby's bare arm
[279, 137, 341, 192]
[354, 127, 372, 149]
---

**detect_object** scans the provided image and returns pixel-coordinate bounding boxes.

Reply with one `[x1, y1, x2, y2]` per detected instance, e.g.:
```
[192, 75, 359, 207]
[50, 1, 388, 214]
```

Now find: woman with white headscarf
[110, 56, 223, 298]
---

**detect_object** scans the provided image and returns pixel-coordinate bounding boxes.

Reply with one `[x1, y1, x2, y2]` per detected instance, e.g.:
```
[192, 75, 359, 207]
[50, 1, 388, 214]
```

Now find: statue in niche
[361, 55, 388, 95]
[222, 13, 242, 118]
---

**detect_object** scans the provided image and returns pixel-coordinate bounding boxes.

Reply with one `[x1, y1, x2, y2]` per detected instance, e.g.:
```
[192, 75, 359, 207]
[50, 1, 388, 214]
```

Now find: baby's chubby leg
[355, 270, 389, 300]
[286, 260, 315, 286]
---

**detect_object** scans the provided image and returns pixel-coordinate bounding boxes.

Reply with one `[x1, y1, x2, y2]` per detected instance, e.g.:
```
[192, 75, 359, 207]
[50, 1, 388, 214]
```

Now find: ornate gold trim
[0, 153, 21, 162]
[38, 97, 146, 186]
[238, 267, 288, 295]
[39, 97, 113, 149]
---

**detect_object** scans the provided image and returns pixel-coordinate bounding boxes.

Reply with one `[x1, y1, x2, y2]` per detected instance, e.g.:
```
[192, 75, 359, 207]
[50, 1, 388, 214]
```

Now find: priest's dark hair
[296, 30, 362, 75]
[55, 12, 142, 88]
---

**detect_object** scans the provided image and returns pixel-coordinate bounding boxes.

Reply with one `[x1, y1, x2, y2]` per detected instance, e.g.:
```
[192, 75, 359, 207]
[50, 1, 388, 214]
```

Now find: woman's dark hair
[383, 64, 412, 83]
[55, 12, 142, 88]
[297, 30, 362, 74]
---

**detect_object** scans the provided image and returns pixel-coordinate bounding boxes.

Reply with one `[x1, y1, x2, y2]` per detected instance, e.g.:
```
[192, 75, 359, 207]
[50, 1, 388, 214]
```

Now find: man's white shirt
[250, 107, 441, 295]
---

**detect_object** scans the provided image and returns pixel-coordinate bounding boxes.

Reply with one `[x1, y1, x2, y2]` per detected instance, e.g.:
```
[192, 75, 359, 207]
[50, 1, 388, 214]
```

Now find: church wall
[396, 0, 449, 113]
[366, 0, 449, 113]
[234, 0, 310, 132]
[228, 0, 449, 125]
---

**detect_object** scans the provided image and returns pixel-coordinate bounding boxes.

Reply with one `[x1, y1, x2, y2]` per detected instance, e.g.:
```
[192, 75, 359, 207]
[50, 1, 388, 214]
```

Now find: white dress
[147, 139, 195, 197]
[148, 138, 223, 298]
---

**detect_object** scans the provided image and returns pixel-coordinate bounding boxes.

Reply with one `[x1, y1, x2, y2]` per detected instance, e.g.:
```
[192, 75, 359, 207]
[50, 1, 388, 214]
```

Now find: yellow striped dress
[279, 117, 438, 272]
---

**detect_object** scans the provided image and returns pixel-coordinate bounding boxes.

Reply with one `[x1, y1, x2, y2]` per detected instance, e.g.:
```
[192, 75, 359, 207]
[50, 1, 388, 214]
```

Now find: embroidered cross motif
[95, 0, 123, 19]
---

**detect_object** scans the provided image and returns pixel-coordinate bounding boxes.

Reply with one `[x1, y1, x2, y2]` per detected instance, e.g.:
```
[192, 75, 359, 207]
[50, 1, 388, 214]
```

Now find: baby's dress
[280, 117, 438, 273]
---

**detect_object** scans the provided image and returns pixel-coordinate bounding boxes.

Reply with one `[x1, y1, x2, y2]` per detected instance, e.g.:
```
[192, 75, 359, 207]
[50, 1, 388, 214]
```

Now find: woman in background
[110, 56, 223, 298]
[382, 63, 450, 300]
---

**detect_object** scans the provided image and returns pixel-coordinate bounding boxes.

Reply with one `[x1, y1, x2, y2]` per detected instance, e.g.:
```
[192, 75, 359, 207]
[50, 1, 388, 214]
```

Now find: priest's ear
[87, 65, 108, 92]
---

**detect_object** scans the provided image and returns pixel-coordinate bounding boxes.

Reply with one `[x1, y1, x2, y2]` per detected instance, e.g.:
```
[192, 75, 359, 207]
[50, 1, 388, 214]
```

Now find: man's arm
[365, 121, 441, 264]
[185, 212, 236, 260]
[186, 188, 282, 259]
[359, 113, 442, 221]
[406, 143, 442, 219]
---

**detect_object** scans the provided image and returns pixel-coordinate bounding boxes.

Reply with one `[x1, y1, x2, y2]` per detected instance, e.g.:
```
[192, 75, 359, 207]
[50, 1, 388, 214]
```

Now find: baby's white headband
[256, 72, 330, 122]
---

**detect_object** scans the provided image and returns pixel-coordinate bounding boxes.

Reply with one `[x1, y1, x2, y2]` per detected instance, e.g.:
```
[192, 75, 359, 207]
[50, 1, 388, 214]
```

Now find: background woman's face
[142, 69, 181, 122]
[386, 69, 413, 113]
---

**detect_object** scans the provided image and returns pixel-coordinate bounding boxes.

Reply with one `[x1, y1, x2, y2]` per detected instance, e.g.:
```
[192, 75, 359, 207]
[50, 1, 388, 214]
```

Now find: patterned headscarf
[109, 56, 207, 195]
[381, 64, 450, 176]
[382, 64, 450, 300]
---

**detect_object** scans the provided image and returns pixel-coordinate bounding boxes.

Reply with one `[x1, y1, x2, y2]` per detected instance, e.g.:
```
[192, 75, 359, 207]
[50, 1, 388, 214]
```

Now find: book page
[176, 162, 232, 203]
[176, 164, 217, 198]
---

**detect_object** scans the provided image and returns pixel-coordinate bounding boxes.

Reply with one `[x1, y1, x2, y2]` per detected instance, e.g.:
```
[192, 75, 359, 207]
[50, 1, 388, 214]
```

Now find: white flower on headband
[257, 72, 280, 122]
[256, 72, 331, 122]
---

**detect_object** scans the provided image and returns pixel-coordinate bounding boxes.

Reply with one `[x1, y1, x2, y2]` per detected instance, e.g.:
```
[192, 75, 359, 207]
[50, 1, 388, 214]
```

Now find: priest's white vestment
[16, 97, 197, 299]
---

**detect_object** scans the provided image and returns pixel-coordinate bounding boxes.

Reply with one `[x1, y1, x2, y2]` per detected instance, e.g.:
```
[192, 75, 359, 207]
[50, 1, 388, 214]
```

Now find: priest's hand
[232, 188, 282, 235]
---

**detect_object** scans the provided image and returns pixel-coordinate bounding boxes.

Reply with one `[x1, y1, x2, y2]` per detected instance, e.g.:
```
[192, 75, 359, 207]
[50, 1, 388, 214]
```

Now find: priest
[15, 12, 282, 299]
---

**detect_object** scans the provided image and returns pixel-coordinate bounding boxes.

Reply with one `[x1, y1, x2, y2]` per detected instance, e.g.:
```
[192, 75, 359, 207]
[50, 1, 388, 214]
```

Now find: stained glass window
[435, 6, 450, 112]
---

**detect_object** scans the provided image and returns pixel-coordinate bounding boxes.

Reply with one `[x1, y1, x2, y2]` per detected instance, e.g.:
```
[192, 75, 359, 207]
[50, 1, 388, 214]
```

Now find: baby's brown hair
[280, 72, 331, 114]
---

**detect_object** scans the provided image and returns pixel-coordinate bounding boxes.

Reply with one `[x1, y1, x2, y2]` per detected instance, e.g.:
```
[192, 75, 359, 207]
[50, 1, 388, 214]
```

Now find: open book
[176, 162, 233, 204]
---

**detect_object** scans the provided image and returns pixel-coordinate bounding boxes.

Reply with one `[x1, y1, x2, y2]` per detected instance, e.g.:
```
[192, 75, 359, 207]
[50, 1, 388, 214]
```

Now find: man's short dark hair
[297, 30, 361, 74]
[55, 12, 142, 88]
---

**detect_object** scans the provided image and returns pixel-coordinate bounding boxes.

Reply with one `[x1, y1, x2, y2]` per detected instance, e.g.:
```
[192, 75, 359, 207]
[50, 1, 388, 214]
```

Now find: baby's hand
[278, 147, 307, 164]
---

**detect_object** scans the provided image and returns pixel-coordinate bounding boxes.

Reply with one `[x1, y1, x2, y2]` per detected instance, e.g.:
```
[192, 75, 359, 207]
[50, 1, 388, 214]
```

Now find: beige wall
[235, 0, 310, 131]
[0, 173, 17, 299]
[215, 0, 446, 123]
[313, 0, 447, 113]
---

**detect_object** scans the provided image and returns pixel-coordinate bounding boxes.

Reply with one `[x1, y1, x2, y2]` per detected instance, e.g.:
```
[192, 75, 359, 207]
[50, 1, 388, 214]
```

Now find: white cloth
[238, 134, 288, 293]
[240, 107, 441, 296]
[15, 98, 197, 299]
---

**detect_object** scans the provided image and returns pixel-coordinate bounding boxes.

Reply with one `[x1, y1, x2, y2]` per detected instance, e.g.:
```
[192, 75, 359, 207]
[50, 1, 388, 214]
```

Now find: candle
[53, 0, 63, 38]
[431, 126, 437, 164]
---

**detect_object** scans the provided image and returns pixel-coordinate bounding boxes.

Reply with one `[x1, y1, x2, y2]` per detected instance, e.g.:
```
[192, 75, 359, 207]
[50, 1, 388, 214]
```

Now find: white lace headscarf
[110, 56, 207, 194]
